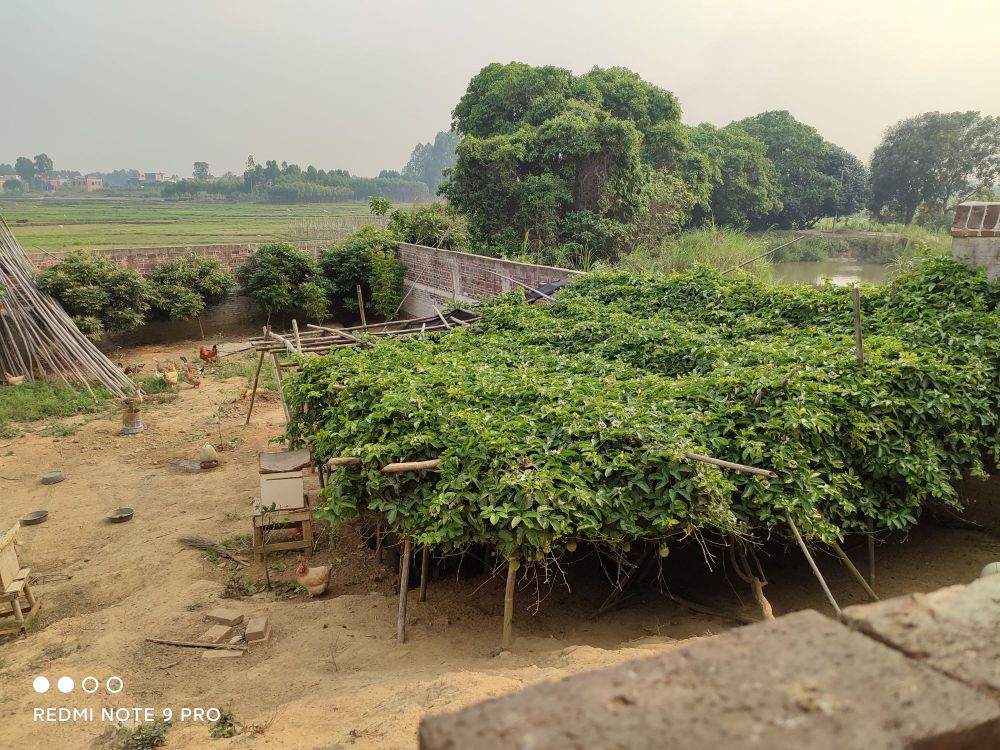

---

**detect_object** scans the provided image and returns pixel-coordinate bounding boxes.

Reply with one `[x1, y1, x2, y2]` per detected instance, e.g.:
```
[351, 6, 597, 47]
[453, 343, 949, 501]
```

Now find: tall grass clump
[618, 227, 773, 279]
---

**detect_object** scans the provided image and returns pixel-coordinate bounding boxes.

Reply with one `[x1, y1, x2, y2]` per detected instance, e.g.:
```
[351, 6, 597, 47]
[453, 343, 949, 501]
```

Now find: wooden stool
[252, 508, 315, 562]
[259, 449, 312, 511]
[0, 523, 41, 633]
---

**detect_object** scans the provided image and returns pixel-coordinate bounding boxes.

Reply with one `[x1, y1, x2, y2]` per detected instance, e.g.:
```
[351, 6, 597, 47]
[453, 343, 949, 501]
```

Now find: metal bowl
[22, 510, 48, 526]
[108, 507, 134, 523]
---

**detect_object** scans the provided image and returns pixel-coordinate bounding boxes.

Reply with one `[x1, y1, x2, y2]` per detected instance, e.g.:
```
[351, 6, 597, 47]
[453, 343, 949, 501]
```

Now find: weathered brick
[202, 648, 243, 659]
[245, 615, 271, 644]
[419, 610, 1000, 750]
[204, 607, 243, 627]
[200, 624, 236, 643]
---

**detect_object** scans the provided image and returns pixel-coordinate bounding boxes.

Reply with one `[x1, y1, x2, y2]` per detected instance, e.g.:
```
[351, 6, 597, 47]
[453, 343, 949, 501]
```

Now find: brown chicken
[295, 560, 332, 597]
[179, 357, 203, 388]
[199, 344, 219, 365]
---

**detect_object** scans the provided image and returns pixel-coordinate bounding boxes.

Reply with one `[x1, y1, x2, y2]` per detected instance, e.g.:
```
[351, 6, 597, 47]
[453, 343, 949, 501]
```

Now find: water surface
[773, 259, 890, 286]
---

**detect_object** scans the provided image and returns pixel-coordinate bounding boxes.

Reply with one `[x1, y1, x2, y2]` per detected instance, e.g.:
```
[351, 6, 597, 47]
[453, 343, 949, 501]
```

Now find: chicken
[123, 384, 145, 407]
[163, 362, 179, 386]
[4, 371, 25, 386]
[122, 363, 144, 377]
[295, 560, 331, 597]
[239, 385, 251, 401]
[179, 357, 203, 388]
[199, 344, 219, 365]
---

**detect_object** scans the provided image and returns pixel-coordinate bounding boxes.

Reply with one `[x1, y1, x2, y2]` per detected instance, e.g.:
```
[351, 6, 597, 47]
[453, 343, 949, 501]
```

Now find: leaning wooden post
[786, 513, 842, 617]
[291, 319, 303, 353]
[501, 558, 518, 650]
[244, 349, 267, 425]
[397, 538, 413, 643]
[853, 285, 864, 368]
[356, 285, 368, 331]
[270, 351, 290, 422]
[830, 540, 879, 602]
[867, 517, 876, 589]
[419, 546, 430, 602]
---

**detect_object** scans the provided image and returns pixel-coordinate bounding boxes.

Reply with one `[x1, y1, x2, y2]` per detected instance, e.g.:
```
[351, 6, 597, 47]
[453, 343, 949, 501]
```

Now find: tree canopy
[869, 111, 1000, 225]
[732, 111, 867, 228]
[402, 131, 460, 195]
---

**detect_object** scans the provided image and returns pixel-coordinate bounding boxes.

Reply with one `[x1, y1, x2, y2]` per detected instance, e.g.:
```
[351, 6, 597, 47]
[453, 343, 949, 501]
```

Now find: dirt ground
[1, 338, 998, 750]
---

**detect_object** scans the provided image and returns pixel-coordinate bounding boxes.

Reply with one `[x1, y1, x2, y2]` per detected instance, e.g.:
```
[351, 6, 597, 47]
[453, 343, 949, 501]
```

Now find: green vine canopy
[286, 252, 1000, 561]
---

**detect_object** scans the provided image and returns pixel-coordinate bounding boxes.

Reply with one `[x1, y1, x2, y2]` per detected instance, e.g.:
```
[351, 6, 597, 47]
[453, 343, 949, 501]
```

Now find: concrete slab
[245, 615, 270, 644]
[843, 575, 1000, 696]
[200, 624, 236, 644]
[419, 610, 1000, 750]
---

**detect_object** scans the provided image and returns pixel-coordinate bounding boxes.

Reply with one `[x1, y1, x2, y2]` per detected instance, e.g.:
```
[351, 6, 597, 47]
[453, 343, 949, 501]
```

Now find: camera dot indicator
[106, 676, 124, 694]
[57, 676, 74, 693]
[81, 676, 99, 694]
[32, 676, 50, 694]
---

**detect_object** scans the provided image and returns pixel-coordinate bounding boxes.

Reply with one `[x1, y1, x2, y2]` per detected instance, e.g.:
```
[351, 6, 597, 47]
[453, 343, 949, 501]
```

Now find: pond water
[772, 258, 891, 287]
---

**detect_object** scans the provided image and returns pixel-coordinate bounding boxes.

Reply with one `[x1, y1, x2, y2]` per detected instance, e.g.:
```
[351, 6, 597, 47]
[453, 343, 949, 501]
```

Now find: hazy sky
[5, 0, 999, 178]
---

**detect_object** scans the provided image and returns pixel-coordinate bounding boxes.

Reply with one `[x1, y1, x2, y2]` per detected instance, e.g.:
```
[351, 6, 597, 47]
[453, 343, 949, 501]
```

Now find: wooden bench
[0, 523, 40, 632]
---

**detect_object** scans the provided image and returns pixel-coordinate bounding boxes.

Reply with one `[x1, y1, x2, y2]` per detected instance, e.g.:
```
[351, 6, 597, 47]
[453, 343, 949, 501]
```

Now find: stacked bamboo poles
[0, 216, 134, 399]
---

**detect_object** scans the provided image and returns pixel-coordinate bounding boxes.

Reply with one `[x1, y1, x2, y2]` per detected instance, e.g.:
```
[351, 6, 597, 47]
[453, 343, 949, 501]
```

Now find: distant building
[72, 175, 103, 192]
[143, 172, 166, 182]
[46, 177, 70, 190]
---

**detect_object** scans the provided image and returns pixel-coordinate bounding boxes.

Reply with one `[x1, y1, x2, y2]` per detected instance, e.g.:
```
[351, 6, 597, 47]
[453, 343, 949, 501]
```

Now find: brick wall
[397, 242, 582, 316]
[952, 201, 1000, 279]
[29, 240, 327, 276]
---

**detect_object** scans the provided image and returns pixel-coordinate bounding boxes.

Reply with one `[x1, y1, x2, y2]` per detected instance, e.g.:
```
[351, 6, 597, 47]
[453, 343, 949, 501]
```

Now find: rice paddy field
[0, 196, 397, 253]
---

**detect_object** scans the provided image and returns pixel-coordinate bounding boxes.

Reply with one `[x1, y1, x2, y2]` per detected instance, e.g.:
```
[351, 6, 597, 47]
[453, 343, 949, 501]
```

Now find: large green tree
[444, 63, 690, 261]
[869, 111, 1000, 225]
[732, 111, 866, 228]
[14, 157, 35, 184]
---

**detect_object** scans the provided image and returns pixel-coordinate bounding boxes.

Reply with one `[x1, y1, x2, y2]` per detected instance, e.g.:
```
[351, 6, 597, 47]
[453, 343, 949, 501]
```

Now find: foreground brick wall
[397, 243, 582, 317]
[420, 576, 1000, 750]
[29, 241, 326, 276]
[952, 201, 1000, 279]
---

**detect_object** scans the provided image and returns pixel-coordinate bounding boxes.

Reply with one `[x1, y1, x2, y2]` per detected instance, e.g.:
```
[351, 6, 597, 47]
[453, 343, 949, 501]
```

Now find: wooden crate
[252, 508, 314, 561]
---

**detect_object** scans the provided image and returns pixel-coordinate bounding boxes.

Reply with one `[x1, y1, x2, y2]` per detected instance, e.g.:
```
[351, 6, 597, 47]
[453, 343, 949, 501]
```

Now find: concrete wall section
[420, 577, 1000, 750]
[952, 202, 1000, 279]
[397, 243, 582, 317]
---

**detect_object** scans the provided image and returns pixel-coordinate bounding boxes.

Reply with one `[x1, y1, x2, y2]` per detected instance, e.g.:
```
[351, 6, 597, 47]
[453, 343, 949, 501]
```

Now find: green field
[0, 197, 397, 253]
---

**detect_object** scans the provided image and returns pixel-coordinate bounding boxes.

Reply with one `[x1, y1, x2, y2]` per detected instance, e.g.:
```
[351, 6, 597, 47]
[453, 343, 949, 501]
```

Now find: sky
[4, 0, 1000, 178]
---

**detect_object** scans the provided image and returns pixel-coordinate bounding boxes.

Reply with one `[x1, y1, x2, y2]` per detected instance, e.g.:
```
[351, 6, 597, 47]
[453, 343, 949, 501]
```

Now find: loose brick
[419, 610, 1000, 750]
[202, 648, 243, 660]
[204, 608, 243, 627]
[843, 575, 1000, 696]
[200, 624, 236, 644]
[245, 615, 271, 644]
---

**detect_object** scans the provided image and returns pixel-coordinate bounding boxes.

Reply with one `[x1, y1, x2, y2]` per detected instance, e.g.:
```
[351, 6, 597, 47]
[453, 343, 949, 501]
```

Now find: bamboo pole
[381, 458, 442, 474]
[244, 350, 266, 425]
[786, 513, 842, 616]
[270, 352, 290, 422]
[357, 285, 368, 331]
[684, 452, 777, 478]
[501, 559, 517, 649]
[419, 546, 430, 602]
[853, 285, 864, 368]
[830, 541, 879, 602]
[291, 319, 303, 353]
[397, 539, 413, 643]
[721, 235, 806, 275]
[485, 269, 556, 301]
[431, 304, 452, 329]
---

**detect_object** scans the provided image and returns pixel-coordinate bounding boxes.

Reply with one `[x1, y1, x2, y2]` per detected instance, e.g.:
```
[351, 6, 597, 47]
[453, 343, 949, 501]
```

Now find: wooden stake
[381, 458, 442, 474]
[397, 539, 413, 643]
[244, 350, 266, 425]
[419, 546, 430, 602]
[830, 541, 879, 602]
[291, 319, 302, 353]
[786, 513, 842, 616]
[146, 638, 247, 651]
[270, 352, 290, 422]
[501, 559, 517, 649]
[684, 452, 777, 478]
[853, 285, 864, 368]
[357, 285, 368, 331]
[431, 304, 452, 329]
[375, 521, 383, 563]
[867, 517, 876, 589]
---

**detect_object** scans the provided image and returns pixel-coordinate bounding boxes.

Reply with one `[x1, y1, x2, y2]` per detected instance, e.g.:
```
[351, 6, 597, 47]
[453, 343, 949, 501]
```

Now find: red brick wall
[29, 241, 326, 275]
[397, 242, 581, 316]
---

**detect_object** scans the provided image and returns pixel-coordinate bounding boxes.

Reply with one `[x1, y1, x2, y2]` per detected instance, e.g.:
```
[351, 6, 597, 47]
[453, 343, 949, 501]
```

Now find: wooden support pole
[397, 539, 413, 643]
[244, 350, 266, 425]
[327, 456, 362, 468]
[485, 269, 557, 301]
[357, 285, 368, 331]
[501, 559, 517, 650]
[270, 352, 290, 422]
[786, 513, 842, 617]
[376, 521, 383, 564]
[381, 458, 442, 474]
[830, 540, 879, 602]
[853, 285, 864, 368]
[419, 546, 430, 602]
[684, 452, 777, 478]
[431, 304, 452, 329]
[867, 517, 876, 589]
[291, 319, 303, 353]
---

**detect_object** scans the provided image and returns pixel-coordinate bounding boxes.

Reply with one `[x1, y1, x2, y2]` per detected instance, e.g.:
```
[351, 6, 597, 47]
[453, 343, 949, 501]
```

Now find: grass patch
[39, 421, 79, 437]
[620, 228, 773, 279]
[220, 534, 252, 549]
[209, 709, 243, 739]
[220, 574, 257, 599]
[135, 375, 175, 394]
[0, 382, 109, 425]
[116, 719, 171, 749]
[213, 351, 277, 390]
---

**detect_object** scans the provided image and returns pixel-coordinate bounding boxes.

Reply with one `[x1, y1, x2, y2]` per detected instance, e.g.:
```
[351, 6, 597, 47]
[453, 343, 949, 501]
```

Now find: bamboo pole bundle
[0, 216, 134, 398]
